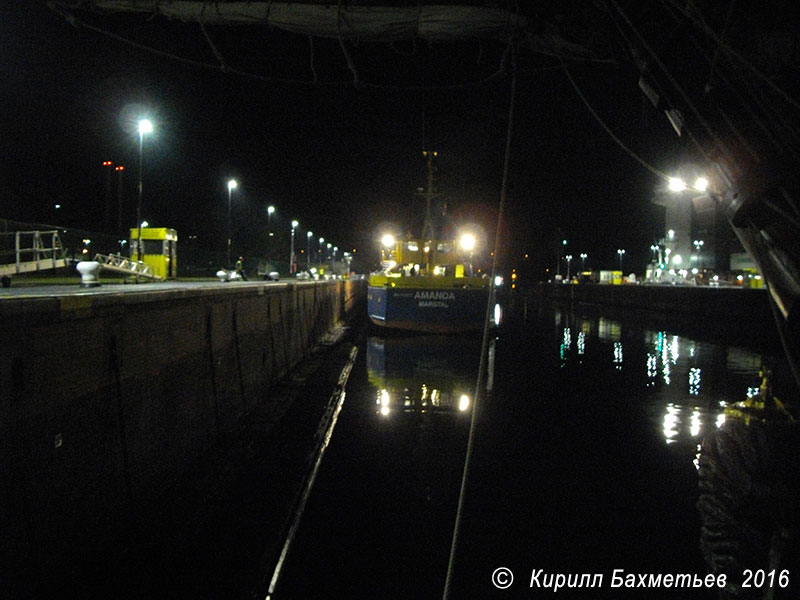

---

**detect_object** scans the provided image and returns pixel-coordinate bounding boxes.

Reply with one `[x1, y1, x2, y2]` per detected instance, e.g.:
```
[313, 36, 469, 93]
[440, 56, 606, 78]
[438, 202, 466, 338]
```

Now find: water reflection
[548, 305, 798, 596]
[366, 335, 484, 417]
[552, 307, 770, 446]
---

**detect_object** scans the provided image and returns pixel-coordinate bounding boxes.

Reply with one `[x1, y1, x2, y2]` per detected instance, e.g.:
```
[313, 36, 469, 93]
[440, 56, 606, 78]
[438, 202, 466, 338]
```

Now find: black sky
[2, 2, 741, 275]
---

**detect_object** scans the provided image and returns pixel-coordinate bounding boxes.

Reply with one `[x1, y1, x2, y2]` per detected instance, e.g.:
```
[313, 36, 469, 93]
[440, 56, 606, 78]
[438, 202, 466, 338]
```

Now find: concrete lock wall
[0, 280, 364, 570]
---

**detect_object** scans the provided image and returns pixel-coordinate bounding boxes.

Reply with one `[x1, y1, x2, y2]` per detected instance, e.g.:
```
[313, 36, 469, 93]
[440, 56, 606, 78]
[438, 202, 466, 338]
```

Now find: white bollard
[76, 260, 101, 288]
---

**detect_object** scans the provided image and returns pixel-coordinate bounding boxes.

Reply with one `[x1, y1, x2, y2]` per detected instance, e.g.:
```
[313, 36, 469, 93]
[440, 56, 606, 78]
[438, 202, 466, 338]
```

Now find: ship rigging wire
[442, 39, 518, 600]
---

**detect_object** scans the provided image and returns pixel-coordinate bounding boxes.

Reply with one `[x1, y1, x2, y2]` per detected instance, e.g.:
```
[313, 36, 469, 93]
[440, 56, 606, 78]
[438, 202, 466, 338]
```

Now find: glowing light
[663, 404, 679, 443]
[694, 177, 709, 192]
[689, 367, 701, 396]
[493, 303, 502, 326]
[694, 444, 702, 471]
[138, 119, 153, 135]
[494, 275, 503, 287]
[668, 177, 687, 192]
[458, 394, 470, 412]
[381, 233, 395, 248]
[716, 413, 726, 429]
[227, 179, 237, 191]
[672, 254, 682, 265]
[690, 409, 701, 437]
[460, 232, 476, 251]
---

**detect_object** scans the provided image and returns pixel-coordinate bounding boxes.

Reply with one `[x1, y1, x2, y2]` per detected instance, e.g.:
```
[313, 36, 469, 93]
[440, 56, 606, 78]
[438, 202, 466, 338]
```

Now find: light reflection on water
[366, 335, 484, 418]
[552, 307, 772, 448]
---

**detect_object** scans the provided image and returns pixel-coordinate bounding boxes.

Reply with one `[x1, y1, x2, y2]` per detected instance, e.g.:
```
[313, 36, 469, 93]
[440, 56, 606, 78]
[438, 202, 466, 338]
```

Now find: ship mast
[421, 149, 437, 272]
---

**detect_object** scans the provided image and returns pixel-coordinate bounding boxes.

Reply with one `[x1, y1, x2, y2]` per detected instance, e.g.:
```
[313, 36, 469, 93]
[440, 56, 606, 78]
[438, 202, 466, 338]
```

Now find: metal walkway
[94, 253, 162, 280]
[0, 230, 69, 277]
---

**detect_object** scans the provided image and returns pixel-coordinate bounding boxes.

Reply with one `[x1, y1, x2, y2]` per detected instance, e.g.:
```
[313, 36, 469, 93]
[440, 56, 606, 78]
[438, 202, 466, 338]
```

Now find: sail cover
[49, 1, 597, 59]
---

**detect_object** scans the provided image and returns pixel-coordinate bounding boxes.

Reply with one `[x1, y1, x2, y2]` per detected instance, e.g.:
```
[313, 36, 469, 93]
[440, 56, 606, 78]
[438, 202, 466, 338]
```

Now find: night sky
[4, 2, 780, 276]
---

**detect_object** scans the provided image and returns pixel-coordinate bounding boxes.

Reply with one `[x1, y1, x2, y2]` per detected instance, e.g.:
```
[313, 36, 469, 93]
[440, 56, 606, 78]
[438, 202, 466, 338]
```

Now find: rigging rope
[442, 39, 518, 600]
[559, 56, 670, 183]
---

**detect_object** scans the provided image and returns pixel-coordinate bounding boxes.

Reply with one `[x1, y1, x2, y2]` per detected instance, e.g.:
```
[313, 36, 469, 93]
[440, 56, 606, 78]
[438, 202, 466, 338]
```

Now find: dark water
[275, 301, 798, 599]
[5, 301, 797, 599]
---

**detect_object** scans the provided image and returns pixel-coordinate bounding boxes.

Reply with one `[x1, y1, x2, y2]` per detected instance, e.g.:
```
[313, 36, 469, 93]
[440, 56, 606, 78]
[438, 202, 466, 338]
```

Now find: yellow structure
[129, 227, 178, 279]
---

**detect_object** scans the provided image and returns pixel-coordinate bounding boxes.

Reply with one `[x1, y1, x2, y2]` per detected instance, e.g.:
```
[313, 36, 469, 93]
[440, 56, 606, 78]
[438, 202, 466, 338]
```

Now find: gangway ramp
[94, 253, 163, 280]
[0, 230, 69, 277]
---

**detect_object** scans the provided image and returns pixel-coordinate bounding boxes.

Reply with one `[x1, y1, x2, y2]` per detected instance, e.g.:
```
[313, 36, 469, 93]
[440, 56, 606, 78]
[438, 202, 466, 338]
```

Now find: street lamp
[617, 248, 626, 272]
[226, 179, 238, 267]
[693, 239, 704, 269]
[267, 205, 275, 236]
[289, 220, 299, 274]
[650, 244, 660, 264]
[307, 231, 313, 270]
[115, 165, 125, 237]
[565, 254, 573, 280]
[135, 118, 153, 262]
[580, 252, 587, 272]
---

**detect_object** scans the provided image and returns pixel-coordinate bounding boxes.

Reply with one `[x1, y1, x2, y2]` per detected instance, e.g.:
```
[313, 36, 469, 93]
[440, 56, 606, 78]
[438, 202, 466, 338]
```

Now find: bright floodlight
[694, 177, 709, 192]
[138, 119, 153, 135]
[228, 179, 237, 191]
[668, 177, 687, 192]
[307, 231, 313, 238]
[268, 205, 275, 215]
[291, 220, 299, 228]
[381, 233, 395, 248]
[460, 233, 476, 251]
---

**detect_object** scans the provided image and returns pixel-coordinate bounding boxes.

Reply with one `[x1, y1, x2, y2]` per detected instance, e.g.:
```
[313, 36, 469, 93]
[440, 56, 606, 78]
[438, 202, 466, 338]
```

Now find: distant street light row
[128, 115, 343, 273]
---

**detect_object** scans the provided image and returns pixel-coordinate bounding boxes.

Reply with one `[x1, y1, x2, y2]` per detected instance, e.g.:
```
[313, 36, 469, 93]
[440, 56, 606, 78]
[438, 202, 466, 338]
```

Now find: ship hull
[367, 282, 490, 333]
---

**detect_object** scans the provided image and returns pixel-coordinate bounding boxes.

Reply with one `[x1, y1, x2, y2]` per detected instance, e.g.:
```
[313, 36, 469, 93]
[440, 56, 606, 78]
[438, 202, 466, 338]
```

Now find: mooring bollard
[76, 260, 101, 288]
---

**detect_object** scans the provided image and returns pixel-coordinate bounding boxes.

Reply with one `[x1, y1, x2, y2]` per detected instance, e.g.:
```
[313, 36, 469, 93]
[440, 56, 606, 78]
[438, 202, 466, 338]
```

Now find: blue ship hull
[367, 283, 490, 333]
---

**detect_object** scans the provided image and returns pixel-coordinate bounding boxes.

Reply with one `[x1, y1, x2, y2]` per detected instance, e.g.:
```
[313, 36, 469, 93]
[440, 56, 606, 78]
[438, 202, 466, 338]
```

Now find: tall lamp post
[617, 248, 626, 272]
[135, 118, 153, 261]
[267, 205, 275, 236]
[565, 254, 573, 280]
[693, 239, 704, 269]
[289, 220, 299, 274]
[226, 179, 238, 267]
[115, 165, 125, 239]
[307, 231, 313, 270]
[580, 252, 587, 272]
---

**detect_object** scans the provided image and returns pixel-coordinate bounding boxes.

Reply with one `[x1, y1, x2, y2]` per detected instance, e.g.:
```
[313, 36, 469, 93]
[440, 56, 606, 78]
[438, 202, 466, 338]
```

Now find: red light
[115, 165, 125, 171]
[102, 161, 113, 166]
